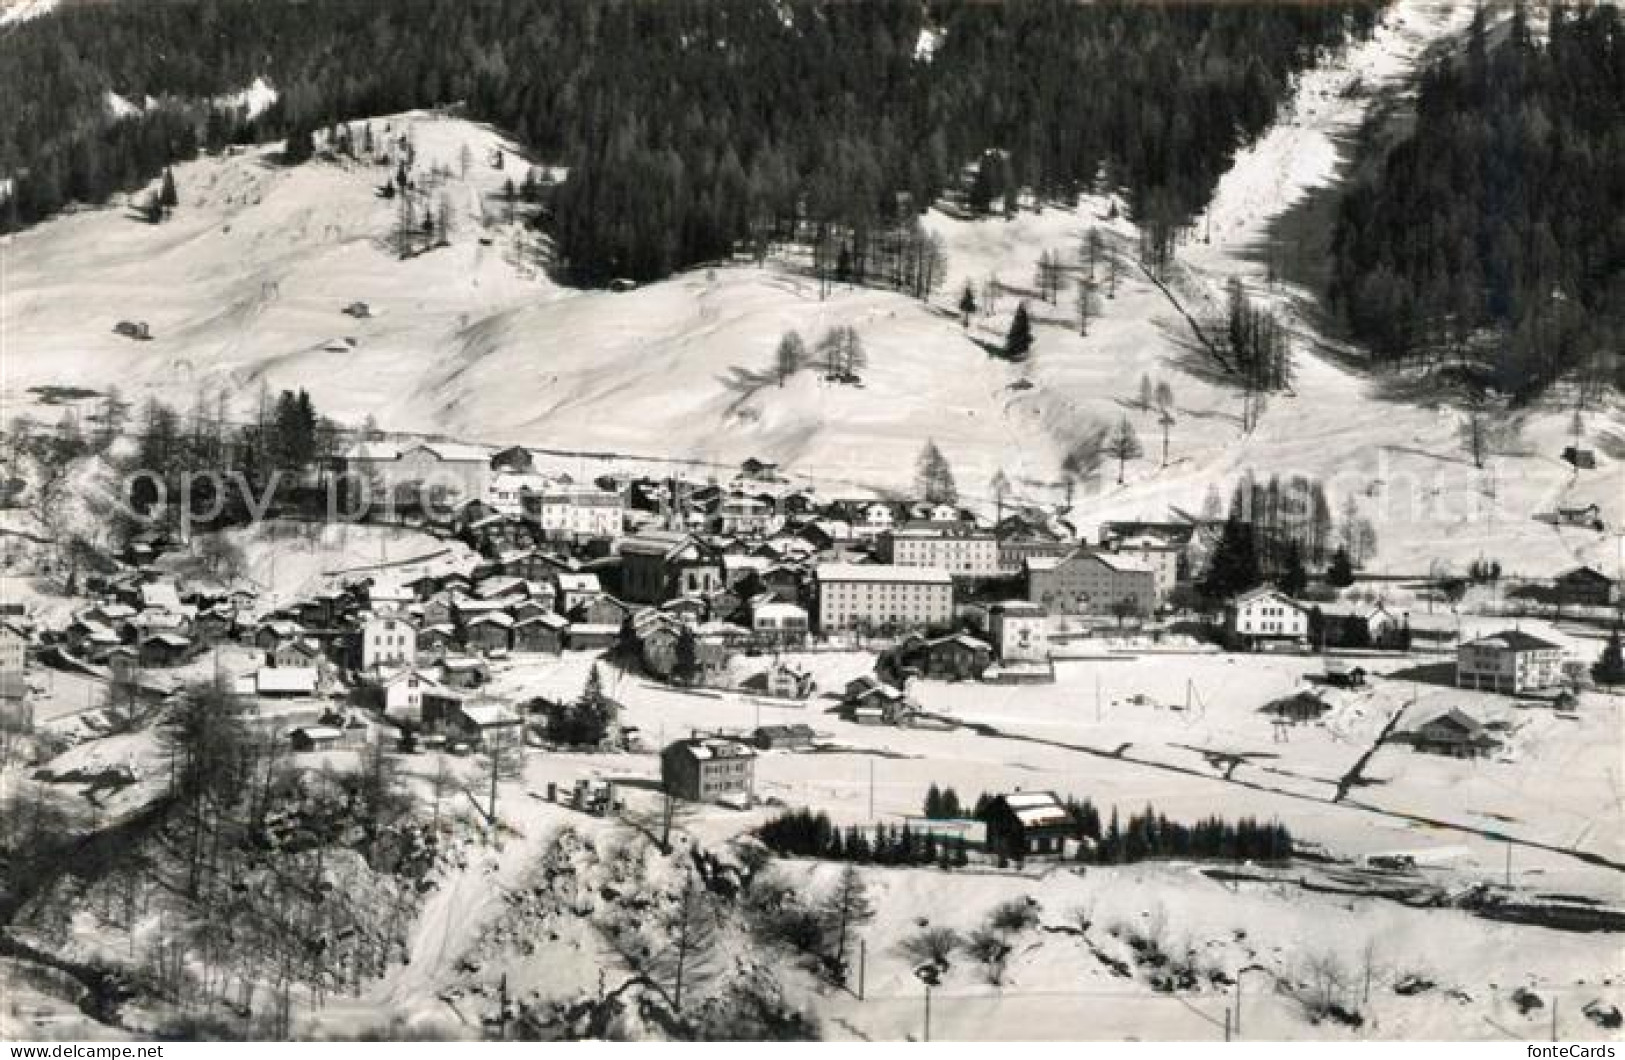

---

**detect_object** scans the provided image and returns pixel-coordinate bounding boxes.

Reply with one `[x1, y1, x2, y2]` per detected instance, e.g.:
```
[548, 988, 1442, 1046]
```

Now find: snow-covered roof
[815, 563, 952, 585]
[671, 737, 755, 761]
[515, 612, 569, 630]
[1091, 551, 1155, 574]
[255, 667, 317, 694]
[292, 725, 344, 742]
[999, 791, 1072, 828]
[139, 582, 183, 611]
[458, 702, 519, 728]
[475, 575, 526, 598]
[753, 601, 807, 619]
[1464, 630, 1561, 653]
[1232, 585, 1305, 611]
[620, 530, 705, 559]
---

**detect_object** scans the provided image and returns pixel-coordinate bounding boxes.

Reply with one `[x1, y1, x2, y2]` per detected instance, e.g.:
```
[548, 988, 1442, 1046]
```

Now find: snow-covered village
[0, 0, 1622, 1047]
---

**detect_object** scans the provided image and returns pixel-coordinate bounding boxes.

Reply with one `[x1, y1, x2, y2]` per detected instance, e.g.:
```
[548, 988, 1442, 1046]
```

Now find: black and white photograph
[0, 0, 1622, 1046]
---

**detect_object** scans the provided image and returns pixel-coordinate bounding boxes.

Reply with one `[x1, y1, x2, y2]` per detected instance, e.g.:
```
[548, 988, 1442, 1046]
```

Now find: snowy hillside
[0, 0, 56, 27]
[1, 0, 1618, 577]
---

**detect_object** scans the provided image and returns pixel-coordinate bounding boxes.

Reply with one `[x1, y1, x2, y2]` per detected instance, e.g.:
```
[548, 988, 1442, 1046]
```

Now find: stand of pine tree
[3, 0, 1375, 287]
[1328, 3, 1625, 400]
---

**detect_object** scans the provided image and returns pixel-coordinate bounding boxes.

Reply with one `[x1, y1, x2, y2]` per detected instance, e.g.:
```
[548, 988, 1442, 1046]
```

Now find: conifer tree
[915, 440, 958, 505]
[158, 167, 178, 214]
[1106, 416, 1143, 484]
[958, 282, 977, 327]
[1326, 546, 1355, 588]
[1005, 302, 1034, 362]
[1592, 628, 1625, 689]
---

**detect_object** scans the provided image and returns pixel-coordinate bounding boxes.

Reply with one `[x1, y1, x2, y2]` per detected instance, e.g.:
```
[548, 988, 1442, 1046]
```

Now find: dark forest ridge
[2, 0, 1376, 281]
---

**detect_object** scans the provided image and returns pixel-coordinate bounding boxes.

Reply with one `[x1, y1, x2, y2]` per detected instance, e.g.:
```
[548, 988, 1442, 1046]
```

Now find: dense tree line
[125, 386, 341, 528]
[757, 808, 972, 869]
[1329, 4, 1625, 399]
[2, 0, 1376, 285]
[1200, 471, 1339, 603]
[528, 667, 620, 747]
[1086, 804, 1293, 865]
[759, 794, 1292, 867]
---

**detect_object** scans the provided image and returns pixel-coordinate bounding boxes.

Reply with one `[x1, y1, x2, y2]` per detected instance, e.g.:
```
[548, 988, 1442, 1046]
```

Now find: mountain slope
[2, 1, 1619, 577]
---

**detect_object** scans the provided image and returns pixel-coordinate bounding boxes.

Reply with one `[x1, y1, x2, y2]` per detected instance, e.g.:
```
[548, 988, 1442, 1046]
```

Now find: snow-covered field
[2, 1, 1618, 578]
[276, 639, 1624, 1042]
[4, 0, 1624, 1041]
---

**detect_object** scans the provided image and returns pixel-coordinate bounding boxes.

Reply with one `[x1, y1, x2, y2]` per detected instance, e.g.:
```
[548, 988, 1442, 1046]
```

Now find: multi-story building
[715, 494, 777, 536]
[1456, 630, 1565, 693]
[485, 471, 552, 517]
[1553, 566, 1616, 609]
[879, 521, 1000, 577]
[0, 621, 28, 702]
[814, 563, 953, 633]
[355, 612, 417, 671]
[751, 601, 810, 645]
[523, 484, 625, 542]
[997, 536, 1074, 575]
[1108, 534, 1182, 602]
[618, 530, 724, 603]
[661, 736, 756, 803]
[340, 441, 491, 508]
[988, 600, 1049, 662]
[1026, 550, 1156, 617]
[1223, 586, 1308, 649]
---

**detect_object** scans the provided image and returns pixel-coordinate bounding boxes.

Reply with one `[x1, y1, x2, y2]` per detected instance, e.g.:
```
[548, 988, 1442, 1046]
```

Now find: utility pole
[868, 758, 875, 821]
[1224, 1008, 1231, 1041]
[858, 939, 867, 1001]
[923, 981, 932, 1042]
[1505, 840, 1512, 888]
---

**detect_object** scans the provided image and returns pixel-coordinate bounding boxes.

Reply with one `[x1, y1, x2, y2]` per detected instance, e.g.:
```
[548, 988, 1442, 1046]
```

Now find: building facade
[1224, 587, 1308, 648]
[660, 737, 757, 803]
[988, 600, 1049, 662]
[523, 485, 625, 541]
[0, 622, 28, 701]
[1108, 535, 1182, 602]
[1026, 550, 1156, 617]
[879, 522, 1000, 577]
[357, 613, 417, 671]
[619, 531, 723, 604]
[814, 563, 953, 633]
[1456, 630, 1565, 693]
[341, 441, 492, 507]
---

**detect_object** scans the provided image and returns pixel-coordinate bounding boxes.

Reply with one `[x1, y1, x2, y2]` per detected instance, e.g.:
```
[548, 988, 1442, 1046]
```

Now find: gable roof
[253, 667, 318, 695]
[1555, 565, 1612, 585]
[620, 530, 711, 561]
[816, 562, 952, 585]
[993, 790, 1073, 828]
[1417, 708, 1487, 737]
[457, 701, 521, 728]
[1232, 585, 1306, 612]
[1464, 629, 1561, 653]
[511, 615, 567, 637]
